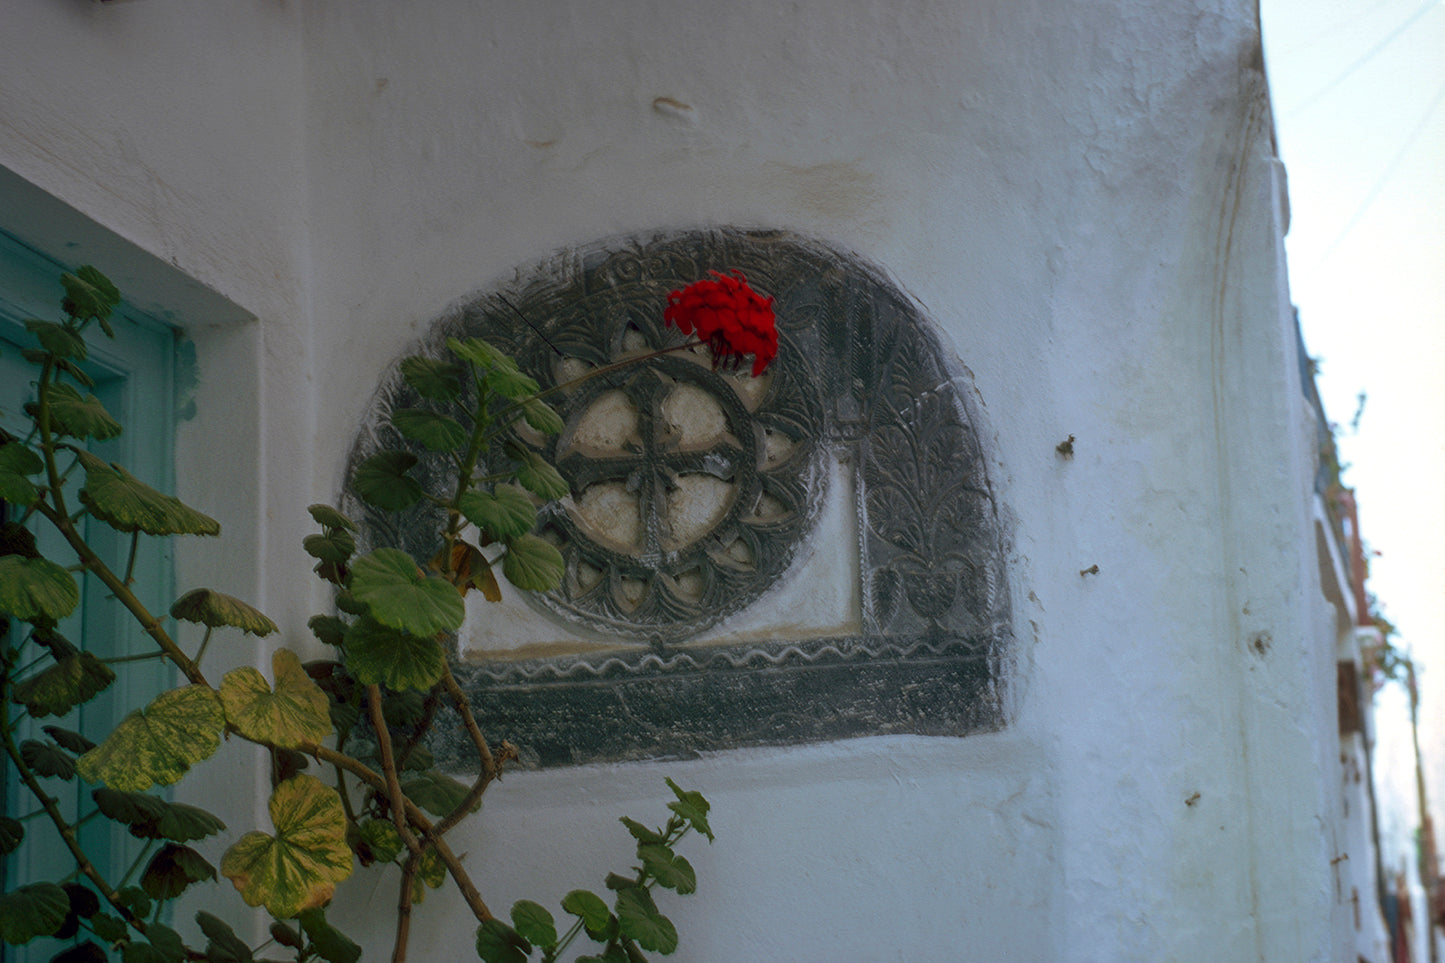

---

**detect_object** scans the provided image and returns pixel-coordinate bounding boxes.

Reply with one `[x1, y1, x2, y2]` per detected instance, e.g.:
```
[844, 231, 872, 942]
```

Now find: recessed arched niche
[345, 229, 1011, 767]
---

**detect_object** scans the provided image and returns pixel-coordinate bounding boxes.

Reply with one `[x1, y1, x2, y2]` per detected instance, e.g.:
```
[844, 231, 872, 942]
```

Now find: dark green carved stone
[346, 228, 1011, 766]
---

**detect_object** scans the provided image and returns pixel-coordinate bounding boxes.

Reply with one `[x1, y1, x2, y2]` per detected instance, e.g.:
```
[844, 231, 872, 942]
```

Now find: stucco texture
[0, 0, 1356, 959]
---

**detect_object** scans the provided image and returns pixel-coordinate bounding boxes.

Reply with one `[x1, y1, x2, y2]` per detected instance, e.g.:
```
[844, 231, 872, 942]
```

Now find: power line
[1284, 0, 1442, 118]
[1312, 73, 1445, 269]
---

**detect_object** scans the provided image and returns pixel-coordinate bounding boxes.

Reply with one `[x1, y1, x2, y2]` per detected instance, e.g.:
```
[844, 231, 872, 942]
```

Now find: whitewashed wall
[1, 0, 1362, 959]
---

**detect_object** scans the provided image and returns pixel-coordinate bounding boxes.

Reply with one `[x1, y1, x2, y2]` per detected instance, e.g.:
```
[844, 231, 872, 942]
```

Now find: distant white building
[2, 1, 1431, 959]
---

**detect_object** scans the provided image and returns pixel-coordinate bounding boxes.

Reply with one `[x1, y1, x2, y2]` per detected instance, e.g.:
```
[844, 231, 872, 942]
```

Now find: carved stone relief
[345, 229, 1011, 767]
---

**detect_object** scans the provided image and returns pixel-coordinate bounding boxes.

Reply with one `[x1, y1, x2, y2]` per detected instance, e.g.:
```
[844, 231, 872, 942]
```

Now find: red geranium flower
[663, 270, 778, 376]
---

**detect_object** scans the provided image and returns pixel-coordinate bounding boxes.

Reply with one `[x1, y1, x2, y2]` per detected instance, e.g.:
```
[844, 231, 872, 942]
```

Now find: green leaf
[577, 946, 630, 963]
[605, 873, 638, 891]
[91, 913, 128, 943]
[392, 408, 469, 451]
[474, 918, 531, 963]
[343, 616, 446, 692]
[10, 651, 114, 717]
[61, 267, 120, 323]
[513, 449, 569, 500]
[446, 336, 512, 369]
[665, 779, 714, 842]
[93, 788, 226, 842]
[170, 588, 276, 635]
[399, 770, 477, 817]
[0, 443, 44, 507]
[141, 843, 216, 900]
[511, 900, 557, 948]
[351, 450, 423, 511]
[521, 398, 564, 435]
[115, 886, 151, 918]
[20, 739, 75, 779]
[0, 554, 79, 623]
[620, 817, 665, 845]
[271, 921, 304, 949]
[42, 384, 122, 440]
[196, 911, 253, 963]
[54, 356, 96, 388]
[298, 908, 362, 963]
[562, 889, 612, 935]
[400, 743, 435, 771]
[400, 355, 465, 403]
[220, 648, 332, 748]
[615, 887, 677, 954]
[54, 942, 109, 963]
[0, 520, 40, 558]
[122, 923, 187, 963]
[487, 365, 540, 400]
[0, 882, 68, 944]
[76, 684, 226, 791]
[308, 614, 348, 647]
[304, 530, 356, 565]
[335, 589, 367, 616]
[62, 882, 100, 921]
[502, 534, 564, 592]
[43, 725, 96, 753]
[408, 847, 446, 904]
[25, 319, 87, 360]
[220, 774, 353, 918]
[381, 689, 426, 727]
[638, 844, 696, 894]
[356, 819, 403, 863]
[350, 548, 465, 637]
[0, 817, 23, 854]
[459, 485, 537, 541]
[308, 503, 357, 531]
[76, 451, 219, 535]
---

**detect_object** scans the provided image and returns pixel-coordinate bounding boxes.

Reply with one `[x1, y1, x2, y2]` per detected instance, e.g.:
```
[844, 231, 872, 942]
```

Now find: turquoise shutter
[1, 233, 181, 961]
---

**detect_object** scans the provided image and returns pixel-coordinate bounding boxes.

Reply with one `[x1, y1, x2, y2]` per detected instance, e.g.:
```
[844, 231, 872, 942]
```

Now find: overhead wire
[1311, 72, 1445, 269]
[1283, 0, 1442, 118]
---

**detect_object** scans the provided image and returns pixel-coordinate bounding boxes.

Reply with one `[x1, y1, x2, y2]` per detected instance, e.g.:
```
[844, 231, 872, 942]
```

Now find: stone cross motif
[346, 229, 1011, 766]
[514, 296, 825, 643]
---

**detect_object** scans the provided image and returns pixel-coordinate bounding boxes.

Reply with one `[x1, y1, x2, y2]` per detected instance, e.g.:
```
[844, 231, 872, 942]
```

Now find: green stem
[430, 663, 498, 838]
[393, 852, 420, 963]
[118, 838, 156, 888]
[101, 650, 169, 665]
[365, 684, 422, 857]
[30, 499, 206, 686]
[123, 530, 141, 585]
[301, 740, 494, 922]
[193, 625, 216, 667]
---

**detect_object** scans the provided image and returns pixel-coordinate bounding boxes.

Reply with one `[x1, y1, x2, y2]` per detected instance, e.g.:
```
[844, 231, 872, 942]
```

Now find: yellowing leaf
[220, 649, 332, 748]
[171, 589, 277, 636]
[0, 554, 79, 623]
[221, 775, 353, 918]
[10, 651, 115, 718]
[76, 685, 225, 791]
[76, 451, 219, 536]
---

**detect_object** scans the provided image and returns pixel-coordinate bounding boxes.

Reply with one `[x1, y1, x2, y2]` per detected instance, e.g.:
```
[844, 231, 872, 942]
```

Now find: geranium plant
[0, 267, 773, 962]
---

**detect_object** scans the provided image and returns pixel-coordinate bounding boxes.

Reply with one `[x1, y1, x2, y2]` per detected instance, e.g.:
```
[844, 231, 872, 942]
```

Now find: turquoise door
[1, 233, 180, 962]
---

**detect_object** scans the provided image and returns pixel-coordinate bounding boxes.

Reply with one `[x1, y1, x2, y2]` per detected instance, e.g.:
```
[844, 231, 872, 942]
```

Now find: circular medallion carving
[348, 242, 828, 644]
[523, 296, 826, 642]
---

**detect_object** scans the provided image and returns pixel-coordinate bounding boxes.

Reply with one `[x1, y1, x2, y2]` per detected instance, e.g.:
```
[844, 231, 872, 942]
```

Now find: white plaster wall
[0, 0, 1365, 959]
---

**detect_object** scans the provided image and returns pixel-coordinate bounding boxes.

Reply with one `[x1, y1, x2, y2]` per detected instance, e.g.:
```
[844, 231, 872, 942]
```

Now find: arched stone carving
[345, 229, 1011, 766]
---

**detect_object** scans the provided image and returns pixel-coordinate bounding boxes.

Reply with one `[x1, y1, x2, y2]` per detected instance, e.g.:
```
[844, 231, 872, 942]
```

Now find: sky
[1260, 0, 1445, 872]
